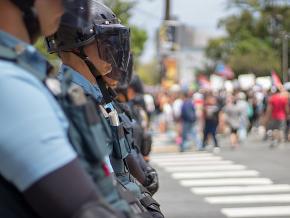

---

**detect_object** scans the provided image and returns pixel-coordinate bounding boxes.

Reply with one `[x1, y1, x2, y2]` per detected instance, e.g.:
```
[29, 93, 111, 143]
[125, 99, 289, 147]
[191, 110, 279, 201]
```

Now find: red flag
[271, 70, 282, 87]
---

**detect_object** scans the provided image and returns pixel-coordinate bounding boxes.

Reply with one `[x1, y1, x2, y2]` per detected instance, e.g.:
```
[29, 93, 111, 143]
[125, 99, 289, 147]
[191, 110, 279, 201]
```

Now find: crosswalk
[152, 152, 290, 218]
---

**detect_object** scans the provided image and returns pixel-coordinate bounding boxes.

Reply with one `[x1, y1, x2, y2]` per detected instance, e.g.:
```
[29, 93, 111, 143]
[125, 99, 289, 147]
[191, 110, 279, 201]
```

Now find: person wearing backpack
[180, 91, 201, 152]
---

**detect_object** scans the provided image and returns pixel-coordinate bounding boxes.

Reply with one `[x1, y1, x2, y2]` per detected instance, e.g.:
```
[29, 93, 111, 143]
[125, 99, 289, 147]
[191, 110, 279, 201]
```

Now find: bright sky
[130, 0, 229, 63]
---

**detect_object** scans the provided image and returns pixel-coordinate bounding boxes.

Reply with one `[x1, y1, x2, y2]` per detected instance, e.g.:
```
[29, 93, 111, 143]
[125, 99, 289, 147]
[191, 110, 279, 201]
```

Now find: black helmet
[46, 0, 131, 83]
[129, 75, 144, 94]
[10, 0, 90, 43]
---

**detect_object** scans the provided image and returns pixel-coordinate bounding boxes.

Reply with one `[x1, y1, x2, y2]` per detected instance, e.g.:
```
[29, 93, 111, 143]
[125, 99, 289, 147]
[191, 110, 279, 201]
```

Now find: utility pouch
[119, 113, 135, 148]
[111, 125, 130, 159]
[141, 132, 152, 157]
[56, 84, 108, 164]
[101, 104, 130, 159]
[131, 119, 144, 151]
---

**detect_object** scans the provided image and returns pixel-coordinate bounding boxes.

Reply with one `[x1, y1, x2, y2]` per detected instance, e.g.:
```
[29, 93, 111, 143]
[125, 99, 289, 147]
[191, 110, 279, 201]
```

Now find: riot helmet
[129, 75, 145, 95]
[46, 0, 131, 85]
[10, 0, 90, 43]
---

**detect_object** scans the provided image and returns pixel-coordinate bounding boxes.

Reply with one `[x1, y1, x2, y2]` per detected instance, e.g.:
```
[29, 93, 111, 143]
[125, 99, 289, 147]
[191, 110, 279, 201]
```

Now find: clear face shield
[94, 24, 131, 85]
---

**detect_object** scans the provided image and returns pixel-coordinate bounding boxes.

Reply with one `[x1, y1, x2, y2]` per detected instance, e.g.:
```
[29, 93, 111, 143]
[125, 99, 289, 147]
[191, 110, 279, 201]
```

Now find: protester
[201, 93, 220, 152]
[223, 95, 242, 148]
[180, 91, 201, 152]
[265, 86, 289, 148]
[236, 92, 250, 142]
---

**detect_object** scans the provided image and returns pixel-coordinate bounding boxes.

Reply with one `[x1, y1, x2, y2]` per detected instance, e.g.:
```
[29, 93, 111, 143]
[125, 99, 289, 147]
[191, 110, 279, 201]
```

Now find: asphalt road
[151, 132, 290, 218]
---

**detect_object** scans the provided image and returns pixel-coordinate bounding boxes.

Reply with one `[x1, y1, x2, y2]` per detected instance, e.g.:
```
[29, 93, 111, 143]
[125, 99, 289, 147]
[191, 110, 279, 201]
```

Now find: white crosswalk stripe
[192, 184, 290, 195]
[165, 164, 247, 172]
[180, 178, 273, 186]
[156, 160, 234, 166]
[221, 206, 290, 217]
[152, 156, 223, 163]
[172, 170, 259, 179]
[154, 157, 222, 164]
[152, 152, 290, 217]
[206, 194, 290, 204]
[152, 152, 214, 158]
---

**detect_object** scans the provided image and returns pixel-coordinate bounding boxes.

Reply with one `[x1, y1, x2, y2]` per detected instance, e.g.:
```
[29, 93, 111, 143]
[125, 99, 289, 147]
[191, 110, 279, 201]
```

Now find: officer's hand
[144, 167, 159, 195]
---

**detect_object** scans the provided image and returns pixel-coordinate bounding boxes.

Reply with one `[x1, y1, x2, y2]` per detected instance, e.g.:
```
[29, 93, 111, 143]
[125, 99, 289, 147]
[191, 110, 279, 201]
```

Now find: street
[151, 133, 290, 218]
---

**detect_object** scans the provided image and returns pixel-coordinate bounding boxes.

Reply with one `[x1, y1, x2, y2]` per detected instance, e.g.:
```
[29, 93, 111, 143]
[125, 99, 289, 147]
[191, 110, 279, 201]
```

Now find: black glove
[144, 167, 159, 196]
[141, 132, 152, 157]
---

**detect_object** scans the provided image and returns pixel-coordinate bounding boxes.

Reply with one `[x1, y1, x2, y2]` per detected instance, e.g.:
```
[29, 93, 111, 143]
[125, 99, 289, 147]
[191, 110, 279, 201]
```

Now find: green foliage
[130, 26, 148, 57]
[228, 36, 280, 76]
[104, 0, 148, 59]
[34, 37, 60, 67]
[206, 0, 290, 77]
[137, 59, 160, 85]
[103, 0, 135, 25]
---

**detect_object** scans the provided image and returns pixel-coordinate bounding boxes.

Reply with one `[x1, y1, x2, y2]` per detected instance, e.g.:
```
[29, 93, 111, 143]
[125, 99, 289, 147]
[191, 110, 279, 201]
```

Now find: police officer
[46, 1, 164, 217]
[115, 74, 159, 196]
[121, 74, 154, 160]
[0, 0, 123, 218]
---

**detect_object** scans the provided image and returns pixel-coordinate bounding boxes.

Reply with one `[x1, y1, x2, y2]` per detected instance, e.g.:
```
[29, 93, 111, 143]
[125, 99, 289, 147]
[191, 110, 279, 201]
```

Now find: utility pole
[282, 33, 289, 83]
[164, 0, 171, 20]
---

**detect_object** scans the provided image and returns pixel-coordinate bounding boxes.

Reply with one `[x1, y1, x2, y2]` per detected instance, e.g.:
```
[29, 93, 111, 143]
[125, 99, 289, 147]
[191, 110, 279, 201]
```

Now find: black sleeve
[125, 153, 146, 185]
[23, 159, 105, 218]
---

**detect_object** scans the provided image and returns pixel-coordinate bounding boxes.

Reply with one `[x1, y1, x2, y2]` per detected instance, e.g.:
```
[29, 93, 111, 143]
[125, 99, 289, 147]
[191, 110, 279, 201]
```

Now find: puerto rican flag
[215, 63, 234, 79]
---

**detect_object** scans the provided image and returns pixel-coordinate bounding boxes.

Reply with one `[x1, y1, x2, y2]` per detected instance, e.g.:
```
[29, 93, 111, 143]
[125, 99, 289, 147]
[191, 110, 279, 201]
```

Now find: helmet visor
[106, 53, 133, 87]
[95, 24, 130, 78]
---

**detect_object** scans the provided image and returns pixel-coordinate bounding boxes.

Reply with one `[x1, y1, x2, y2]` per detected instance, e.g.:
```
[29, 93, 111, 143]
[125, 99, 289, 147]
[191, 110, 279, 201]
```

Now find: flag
[271, 70, 282, 88]
[215, 63, 234, 79]
[198, 75, 211, 89]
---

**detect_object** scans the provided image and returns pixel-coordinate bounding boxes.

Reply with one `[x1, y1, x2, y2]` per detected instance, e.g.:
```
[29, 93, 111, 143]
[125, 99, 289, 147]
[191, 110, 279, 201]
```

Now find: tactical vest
[100, 102, 143, 199]
[115, 102, 143, 152]
[112, 102, 164, 218]
[89, 75, 162, 217]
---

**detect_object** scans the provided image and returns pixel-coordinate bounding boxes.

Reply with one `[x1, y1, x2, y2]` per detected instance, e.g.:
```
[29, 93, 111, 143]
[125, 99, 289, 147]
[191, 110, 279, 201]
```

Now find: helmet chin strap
[76, 47, 117, 105]
[23, 8, 40, 43]
[10, 0, 40, 43]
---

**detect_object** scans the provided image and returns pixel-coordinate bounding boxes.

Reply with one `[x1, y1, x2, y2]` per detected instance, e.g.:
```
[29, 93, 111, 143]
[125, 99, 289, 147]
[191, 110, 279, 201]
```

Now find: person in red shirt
[266, 87, 289, 147]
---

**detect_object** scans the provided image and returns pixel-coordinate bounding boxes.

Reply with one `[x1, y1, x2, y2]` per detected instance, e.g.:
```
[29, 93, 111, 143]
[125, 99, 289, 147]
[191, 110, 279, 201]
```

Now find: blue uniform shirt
[58, 64, 114, 173]
[0, 31, 77, 191]
[59, 65, 103, 103]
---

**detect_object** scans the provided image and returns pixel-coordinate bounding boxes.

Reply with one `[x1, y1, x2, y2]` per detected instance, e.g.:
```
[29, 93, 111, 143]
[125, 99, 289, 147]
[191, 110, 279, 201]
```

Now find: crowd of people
[153, 83, 290, 152]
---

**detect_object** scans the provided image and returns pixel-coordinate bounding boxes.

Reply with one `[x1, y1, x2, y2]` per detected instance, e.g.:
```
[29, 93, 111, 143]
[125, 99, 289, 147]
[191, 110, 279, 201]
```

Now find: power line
[133, 7, 161, 20]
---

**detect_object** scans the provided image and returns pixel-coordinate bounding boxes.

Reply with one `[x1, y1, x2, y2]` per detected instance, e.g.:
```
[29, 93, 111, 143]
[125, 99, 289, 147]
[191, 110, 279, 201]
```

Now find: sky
[130, 0, 229, 63]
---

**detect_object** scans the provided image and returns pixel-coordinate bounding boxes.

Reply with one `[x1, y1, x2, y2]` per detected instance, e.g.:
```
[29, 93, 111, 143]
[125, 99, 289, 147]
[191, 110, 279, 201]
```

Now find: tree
[137, 59, 160, 85]
[205, 0, 290, 77]
[104, 0, 148, 59]
[35, 38, 59, 67]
